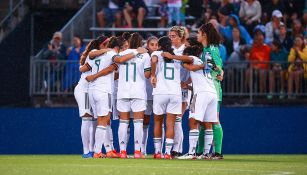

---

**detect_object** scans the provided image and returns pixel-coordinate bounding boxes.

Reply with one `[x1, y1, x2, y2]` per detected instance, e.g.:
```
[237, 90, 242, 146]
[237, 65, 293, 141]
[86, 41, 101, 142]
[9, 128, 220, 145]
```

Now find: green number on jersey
[164, 61, 174, 80]
[125, 62, 137, 82]
[95, 60, 101, 73]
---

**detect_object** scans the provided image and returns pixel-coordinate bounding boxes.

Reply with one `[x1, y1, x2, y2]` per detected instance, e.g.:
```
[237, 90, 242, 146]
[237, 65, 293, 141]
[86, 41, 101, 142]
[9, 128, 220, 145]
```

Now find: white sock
[118, 119, 129, 151]
[153, 138, 162, 154]
[161, 124, 165, 153]
[142, 125, 149, 155]
[89, 119, 97, 152]
[104, 125, 112, 153]
[107, 125, 114, 150]
[94, 125, 107, 153]
[133, 119, 143, 152]
[188, 129, 199, 155]
[173, 116, 183, 153]
[204, 130, 213, 154]
[81, 118, 91, 154]
[165, 138, 174, 155]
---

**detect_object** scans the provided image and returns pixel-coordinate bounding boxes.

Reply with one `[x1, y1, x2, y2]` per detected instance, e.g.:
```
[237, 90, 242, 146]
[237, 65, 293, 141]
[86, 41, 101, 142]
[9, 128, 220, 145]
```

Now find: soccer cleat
[153, 153, 162, 159]
[93, 152, 105, 158]
[82, 152, 93, 158]
[134, 150, 145, 159]
[89, 151, 94, 157]
[203, 153, 212, 160]
[164, 154, 172, 159]
[211, 152, 224, 160]
[106, 150, 120, 158]
[112, 150, 121, 157]
[119, 150, 128, 159]
[178, 153, 196, 160]
[171, 151, 179, 159]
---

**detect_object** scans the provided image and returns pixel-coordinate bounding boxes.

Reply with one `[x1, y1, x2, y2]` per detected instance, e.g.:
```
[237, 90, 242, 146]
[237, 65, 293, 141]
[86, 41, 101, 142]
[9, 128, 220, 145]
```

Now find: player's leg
[203, 94, 219, 159]
[132, 99, 146, 158]
[153, 95, 167, 158]
[75, 84, 94, 158]
[196, 125, 205, 155]
[117, 99, 131, 158]
[165, 95, 182, 159]
[212, 102, 224, 159]
[142, 100, 152, 156]
[92, 92, 112, 158]
[172, 101, 185, 158]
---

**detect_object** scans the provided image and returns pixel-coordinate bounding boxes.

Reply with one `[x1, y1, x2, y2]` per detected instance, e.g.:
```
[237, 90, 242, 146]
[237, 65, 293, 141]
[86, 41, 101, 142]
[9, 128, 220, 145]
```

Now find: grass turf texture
[1, 155, 307, 175]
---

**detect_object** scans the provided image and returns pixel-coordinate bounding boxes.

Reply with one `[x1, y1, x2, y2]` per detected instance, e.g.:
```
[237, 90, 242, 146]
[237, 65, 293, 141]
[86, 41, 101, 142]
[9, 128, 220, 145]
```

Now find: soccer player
[195, 23, 224, 159]
[74, 38, 107, 158]
[141, 36, 158, 156]
[168, 26, 188, 158]
[114, 33, 150, 159]
[151, 36, 192, 159]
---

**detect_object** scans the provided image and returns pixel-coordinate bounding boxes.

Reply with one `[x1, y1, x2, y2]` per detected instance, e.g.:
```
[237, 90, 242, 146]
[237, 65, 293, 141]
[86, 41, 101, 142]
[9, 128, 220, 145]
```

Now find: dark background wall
[1, 107, 306, 154]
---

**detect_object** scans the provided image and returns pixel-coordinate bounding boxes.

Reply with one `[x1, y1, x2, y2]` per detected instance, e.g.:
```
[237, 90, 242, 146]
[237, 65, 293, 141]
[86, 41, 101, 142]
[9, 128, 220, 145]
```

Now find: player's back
[152, 51, 181, 96]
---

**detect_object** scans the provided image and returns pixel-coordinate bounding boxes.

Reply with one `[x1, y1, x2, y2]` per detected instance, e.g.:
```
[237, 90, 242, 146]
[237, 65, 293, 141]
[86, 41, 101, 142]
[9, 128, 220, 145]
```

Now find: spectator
[274, 24, 293, 52]
[239, 0, 262, 34]
[292, 20, 304, 39]
[225, 26, 247, 61]
[267, 39, 288, 100]
[96, 0, 123, 27]
[265, 10, 284, 44]
[218, 0, 235, 26]
[158, 0, 168, 34]
[42, 31, 67, 92]
[62, 35, 85, 92]
[303, 10, 307, 35]
[166, 0, 183, 26]
[288, 34, 307, 99]
[179, 0, 189, 26]
[220, 14, 252, 44]
[123, 0, 148, 28]
[249, 25, 271, 93]
[262, 0, 285, 24]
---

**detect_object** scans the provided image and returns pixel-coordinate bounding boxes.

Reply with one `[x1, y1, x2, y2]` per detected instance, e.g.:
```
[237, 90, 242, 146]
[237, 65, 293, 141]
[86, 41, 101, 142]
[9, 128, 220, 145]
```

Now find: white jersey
[78, 56, 92, 85]
[152, 51, 181, 96]
[117, 49, 151, 99]
[173, 45, 190, 82]
[88, 50, 117, 93]
[190, 56, 216, 94]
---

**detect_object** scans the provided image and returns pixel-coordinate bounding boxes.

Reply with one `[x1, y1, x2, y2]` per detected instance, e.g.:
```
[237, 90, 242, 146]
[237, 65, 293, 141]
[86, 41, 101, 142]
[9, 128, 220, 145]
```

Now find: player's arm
[89, 49, 111, 59]
[114, 47, 148, 64]
[216, 69, 224, 81]
[150, 55, 158, 88]
[86, 63, 118, 82]
[79, 63, 91, 73]
[161, 52, 193, 64]
[181, 77, 193, 91]
[182, 62, 204, 71]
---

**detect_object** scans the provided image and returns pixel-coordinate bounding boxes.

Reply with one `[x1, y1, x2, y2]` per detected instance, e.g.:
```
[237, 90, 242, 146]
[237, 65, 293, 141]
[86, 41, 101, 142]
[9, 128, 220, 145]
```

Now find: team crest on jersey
[136, 53, 143, 59]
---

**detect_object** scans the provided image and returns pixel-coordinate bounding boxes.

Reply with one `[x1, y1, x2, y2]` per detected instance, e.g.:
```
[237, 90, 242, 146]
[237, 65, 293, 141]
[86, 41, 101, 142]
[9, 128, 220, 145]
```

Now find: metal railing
[30, 60, 307, 104]
[30, 0, 96, 99]
[0, 0, 26, 42]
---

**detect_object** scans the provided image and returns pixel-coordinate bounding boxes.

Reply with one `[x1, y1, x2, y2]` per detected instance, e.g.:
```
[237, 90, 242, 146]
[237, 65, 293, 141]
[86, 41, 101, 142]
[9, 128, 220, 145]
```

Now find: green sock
[213, 124, 223, 154]
[196, 125, 205, 154]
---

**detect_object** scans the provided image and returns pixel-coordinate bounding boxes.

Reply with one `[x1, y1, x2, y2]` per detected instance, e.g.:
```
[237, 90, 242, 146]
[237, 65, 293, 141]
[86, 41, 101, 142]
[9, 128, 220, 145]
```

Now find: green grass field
[1, 155, 307, 175]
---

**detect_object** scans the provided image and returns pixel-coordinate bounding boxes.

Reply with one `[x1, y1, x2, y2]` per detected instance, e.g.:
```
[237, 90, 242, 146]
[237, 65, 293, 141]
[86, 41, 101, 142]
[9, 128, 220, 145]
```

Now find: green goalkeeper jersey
[200, 45, 223, 102]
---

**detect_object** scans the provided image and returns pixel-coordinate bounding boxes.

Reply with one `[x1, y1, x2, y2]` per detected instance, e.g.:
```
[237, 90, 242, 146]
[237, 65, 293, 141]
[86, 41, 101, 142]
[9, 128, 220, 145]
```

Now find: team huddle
[74, 23, 224, 160]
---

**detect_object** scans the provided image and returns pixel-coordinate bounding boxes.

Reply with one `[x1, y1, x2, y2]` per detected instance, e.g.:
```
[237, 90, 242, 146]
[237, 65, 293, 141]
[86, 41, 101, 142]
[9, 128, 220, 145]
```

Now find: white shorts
[145, 100, 153, 116]
[189, 92, 218, 122]
[117, 98, 146, 113]
[74, 83, 92, 117]
[153, 95, 182, 115]
[89, 89, 111, 118]
[112, 93, 119, 120]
